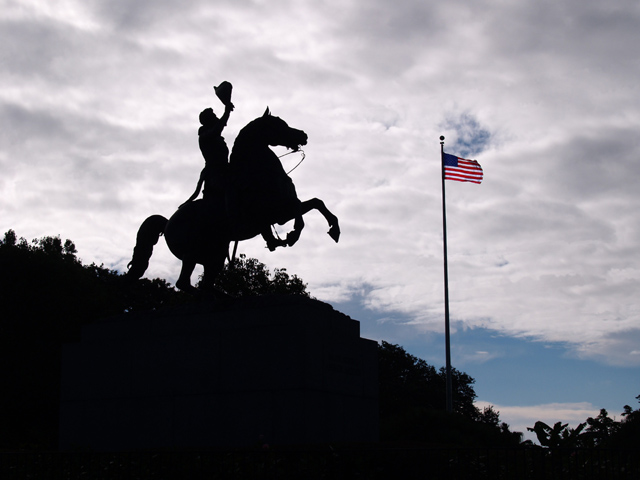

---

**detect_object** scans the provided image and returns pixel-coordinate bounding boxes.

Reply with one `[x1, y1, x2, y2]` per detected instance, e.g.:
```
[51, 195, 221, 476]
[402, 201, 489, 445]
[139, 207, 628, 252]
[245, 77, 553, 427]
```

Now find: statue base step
[59, 295, 378, 450]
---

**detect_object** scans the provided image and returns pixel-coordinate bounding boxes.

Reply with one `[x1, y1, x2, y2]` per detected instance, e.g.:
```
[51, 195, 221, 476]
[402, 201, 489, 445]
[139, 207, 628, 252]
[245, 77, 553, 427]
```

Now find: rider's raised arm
[218, 103, 233, 132]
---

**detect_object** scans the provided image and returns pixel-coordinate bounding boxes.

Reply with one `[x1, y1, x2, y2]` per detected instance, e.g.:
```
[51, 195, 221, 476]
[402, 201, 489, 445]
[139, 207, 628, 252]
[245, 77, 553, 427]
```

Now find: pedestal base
[59, 296, 378, 450]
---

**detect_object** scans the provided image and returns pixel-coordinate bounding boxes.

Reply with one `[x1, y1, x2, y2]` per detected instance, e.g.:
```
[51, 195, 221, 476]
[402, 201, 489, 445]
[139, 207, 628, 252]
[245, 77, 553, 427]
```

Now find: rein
[279, 149, 306, 174]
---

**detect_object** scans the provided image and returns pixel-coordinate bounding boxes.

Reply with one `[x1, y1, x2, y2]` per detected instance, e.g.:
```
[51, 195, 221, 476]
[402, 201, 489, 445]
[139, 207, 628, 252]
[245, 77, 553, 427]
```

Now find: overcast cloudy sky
[3, 0, 640, 441]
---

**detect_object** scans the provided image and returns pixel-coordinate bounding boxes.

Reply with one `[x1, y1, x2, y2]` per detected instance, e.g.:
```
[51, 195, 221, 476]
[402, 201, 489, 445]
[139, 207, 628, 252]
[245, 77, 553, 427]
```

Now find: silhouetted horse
[126, 108, 340, 293]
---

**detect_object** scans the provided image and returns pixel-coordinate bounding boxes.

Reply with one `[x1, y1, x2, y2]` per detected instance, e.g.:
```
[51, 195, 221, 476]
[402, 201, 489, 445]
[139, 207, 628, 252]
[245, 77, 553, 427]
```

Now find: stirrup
[266, 237, 287, 251]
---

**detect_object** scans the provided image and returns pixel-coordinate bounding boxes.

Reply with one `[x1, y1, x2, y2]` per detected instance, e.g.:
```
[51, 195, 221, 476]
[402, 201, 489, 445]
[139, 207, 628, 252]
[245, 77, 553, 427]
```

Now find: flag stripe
[443, 153, 483, 184]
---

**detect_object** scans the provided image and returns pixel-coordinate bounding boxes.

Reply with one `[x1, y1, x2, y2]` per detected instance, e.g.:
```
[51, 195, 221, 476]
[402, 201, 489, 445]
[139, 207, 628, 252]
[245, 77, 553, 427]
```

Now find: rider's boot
[262, 228, 287, 251]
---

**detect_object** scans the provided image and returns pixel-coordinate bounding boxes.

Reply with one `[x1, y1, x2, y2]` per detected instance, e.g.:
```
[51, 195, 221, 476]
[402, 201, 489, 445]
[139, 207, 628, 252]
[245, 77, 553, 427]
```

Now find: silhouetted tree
[378, 341, 478, 416]
[202, 253, 310, 297]
[0, 230, 189, 449]
[583, 409, 621, 447]
[3, 228, 527, 450]
[378, 341, 440, 417]
[527, 395, 640, 448]
[476, 405, 523, 443]
[0, 230, 310, 449]
[613, 395, 640, 448]
[527, 421, 587, 448]
[476, 405, 501, 426]
[378, 341, 521, 446]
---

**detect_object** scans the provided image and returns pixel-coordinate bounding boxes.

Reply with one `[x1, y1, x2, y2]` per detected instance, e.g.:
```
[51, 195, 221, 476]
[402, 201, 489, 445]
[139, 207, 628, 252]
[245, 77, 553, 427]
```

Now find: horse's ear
[263, 107, 271, 117]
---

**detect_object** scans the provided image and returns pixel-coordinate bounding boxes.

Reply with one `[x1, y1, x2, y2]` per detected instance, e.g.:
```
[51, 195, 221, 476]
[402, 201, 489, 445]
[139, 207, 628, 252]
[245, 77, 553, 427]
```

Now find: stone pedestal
[59, 296, 378, 450]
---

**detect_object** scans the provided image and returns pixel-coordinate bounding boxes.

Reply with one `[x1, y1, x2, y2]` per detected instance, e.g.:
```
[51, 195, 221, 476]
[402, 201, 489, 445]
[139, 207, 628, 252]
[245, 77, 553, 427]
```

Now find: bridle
[278, 149, 306, 175]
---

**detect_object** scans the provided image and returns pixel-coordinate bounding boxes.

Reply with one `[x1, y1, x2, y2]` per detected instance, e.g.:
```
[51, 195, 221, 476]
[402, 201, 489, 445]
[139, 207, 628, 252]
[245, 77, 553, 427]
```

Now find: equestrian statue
[126, 82, 340, 294]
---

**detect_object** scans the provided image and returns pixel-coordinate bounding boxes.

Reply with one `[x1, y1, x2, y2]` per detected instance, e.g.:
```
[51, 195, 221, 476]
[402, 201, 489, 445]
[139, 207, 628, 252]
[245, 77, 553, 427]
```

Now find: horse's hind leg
[201, 246, 233, 299]
[176, 258, 197, 293]
[300, 198, 340, 242]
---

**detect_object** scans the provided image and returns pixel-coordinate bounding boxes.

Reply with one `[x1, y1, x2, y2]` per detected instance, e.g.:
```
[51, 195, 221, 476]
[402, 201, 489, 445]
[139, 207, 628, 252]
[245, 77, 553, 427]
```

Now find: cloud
[441, 112, 492, 158]
[2, 0, 640, 372]
[572, 328, 640, 366]
[456, 349, 501, 365]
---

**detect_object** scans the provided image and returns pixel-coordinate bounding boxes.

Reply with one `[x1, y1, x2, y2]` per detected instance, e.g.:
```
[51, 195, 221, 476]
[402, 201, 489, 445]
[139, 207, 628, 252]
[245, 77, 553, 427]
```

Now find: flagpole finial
[440, 135, 445, 144]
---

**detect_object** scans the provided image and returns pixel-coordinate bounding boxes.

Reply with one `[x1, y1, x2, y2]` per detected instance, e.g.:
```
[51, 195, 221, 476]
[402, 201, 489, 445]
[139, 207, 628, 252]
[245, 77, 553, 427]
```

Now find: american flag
[443, 153, 483, 184]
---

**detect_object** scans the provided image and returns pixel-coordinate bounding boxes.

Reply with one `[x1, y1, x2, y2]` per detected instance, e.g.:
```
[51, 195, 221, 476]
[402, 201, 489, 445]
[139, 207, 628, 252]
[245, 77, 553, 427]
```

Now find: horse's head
[257, 107, 308, 151]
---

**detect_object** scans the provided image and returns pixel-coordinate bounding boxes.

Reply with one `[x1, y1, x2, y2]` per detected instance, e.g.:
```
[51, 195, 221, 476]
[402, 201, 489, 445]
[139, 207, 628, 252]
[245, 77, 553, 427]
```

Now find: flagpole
[440, 136, 453, 413]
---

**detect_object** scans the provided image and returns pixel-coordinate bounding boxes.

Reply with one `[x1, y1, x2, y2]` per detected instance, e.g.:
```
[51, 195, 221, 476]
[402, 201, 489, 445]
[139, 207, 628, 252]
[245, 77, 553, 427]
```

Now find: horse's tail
[125, 215, 168, 279]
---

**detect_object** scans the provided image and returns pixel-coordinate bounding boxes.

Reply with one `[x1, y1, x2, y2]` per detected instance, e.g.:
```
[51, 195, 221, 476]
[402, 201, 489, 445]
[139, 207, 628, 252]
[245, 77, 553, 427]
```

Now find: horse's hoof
[286, 229, 301, 247]
[176, 280, 197, 294]
[328, 225, 340, 243]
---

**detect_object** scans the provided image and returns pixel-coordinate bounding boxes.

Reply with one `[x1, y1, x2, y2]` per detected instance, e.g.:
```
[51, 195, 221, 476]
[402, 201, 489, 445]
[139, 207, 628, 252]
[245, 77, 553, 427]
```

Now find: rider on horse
[183, 83, 294, 252]
[182, 82, 234, 207]
[127, 104, 340, 293]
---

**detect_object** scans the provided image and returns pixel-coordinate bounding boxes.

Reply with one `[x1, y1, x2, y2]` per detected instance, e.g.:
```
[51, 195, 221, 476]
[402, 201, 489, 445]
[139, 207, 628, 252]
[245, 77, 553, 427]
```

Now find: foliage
[526, 421, 586, 448]
[527, 395, 640, 448]
[0, 229, 190, 449]
[614, 395, 640, 448]
[378, 341, 522, 446]
[202, 253, 310, 297]
[377, 341, 479, 416]
[3, 229, 527, 450]
[0, 229, 189, 318]
[476, 405, 501, 426]
[583, 408, 621, 447]
[0, 230, 310, 450]
[378, 341, 440, 417]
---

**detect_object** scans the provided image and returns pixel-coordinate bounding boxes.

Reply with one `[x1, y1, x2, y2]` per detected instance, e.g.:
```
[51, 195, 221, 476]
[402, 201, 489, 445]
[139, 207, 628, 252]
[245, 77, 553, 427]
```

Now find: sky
[2, 0, 640, 442]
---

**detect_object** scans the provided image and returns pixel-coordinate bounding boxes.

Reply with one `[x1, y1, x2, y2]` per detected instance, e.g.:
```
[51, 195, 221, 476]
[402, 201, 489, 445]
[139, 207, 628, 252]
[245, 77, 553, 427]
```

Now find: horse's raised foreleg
[285, 210, 305, 247]
[270, 200, 305, 248]
[266, 198, 339, 250]
[300, 198, 340, 242]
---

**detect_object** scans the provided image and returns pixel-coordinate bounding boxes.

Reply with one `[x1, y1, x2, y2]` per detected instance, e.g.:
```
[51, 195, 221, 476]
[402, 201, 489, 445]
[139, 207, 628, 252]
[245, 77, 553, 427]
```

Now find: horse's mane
[230, 115, 275, 163]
